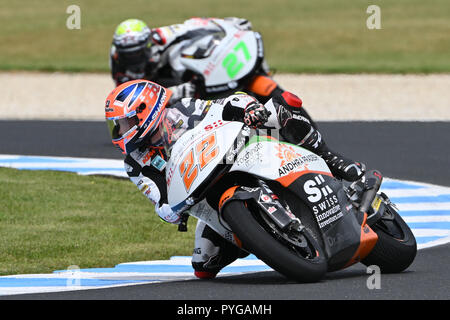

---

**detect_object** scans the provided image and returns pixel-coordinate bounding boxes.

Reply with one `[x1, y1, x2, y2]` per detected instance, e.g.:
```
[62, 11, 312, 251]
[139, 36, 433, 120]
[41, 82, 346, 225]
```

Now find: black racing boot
[276, 103, 365, 182]
[302, 130, 366, 182]
[317, 144, 366, 181]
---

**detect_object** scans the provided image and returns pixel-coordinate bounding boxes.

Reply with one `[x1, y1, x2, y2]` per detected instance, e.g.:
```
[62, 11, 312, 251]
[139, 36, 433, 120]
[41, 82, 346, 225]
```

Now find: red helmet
[105, 80, 172, 154]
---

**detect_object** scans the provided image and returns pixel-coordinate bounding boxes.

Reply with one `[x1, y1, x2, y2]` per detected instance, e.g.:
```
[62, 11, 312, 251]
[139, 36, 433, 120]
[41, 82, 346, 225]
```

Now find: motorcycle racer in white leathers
[110, 17, 253, 102]
[105, 80, 365, 279]
[110, 17, 319, 130]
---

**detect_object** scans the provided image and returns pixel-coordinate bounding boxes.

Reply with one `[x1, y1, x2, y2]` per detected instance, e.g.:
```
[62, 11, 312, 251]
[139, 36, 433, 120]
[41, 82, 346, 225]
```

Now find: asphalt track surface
[0, 120, 449, 301]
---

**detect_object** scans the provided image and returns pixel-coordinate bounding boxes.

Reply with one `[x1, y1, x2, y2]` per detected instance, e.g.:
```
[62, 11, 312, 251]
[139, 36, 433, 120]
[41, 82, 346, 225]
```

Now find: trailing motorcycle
[168, 18, 276, 100]
[165, 102, 417, 282]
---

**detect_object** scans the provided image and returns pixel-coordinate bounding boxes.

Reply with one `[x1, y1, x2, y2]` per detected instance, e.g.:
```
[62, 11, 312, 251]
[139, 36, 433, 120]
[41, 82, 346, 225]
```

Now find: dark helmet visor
[117, 41, 150, 66]
[106, 114, 139, 140]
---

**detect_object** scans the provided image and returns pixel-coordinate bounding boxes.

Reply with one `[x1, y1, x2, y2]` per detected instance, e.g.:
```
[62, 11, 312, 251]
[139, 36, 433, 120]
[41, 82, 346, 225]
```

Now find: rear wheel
[222, 200, 327, 282]
[362, 201, 417, 273]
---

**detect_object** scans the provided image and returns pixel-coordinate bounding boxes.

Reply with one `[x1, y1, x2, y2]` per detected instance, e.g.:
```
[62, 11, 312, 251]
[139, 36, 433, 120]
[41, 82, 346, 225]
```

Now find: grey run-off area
[1, 72, 449, 121]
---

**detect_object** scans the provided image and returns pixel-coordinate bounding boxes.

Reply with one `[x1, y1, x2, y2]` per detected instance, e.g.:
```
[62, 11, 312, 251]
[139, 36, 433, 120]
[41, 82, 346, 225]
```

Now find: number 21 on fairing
[179, 133, 219, 192]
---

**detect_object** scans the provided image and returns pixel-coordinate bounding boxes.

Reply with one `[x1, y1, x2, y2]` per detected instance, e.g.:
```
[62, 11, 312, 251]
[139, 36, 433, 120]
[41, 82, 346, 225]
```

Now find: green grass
[0, 168, 196, 276]
[0, 0, 449, 73]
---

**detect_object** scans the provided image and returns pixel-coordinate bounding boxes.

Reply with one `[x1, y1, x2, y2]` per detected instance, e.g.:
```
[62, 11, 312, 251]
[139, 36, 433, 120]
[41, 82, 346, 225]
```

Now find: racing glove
[243, 102, 271, 128]
[156, 203, 181, 224]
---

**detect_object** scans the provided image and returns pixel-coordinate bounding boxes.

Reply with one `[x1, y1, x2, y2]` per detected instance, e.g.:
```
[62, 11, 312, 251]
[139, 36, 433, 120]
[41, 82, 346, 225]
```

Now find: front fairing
[164, 104, 243, 206]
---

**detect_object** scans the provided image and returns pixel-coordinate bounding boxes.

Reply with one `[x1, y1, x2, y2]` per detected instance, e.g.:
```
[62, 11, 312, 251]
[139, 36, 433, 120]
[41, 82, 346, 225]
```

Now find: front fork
[255, 180, 304, 232]
[219, 179, 304, 233]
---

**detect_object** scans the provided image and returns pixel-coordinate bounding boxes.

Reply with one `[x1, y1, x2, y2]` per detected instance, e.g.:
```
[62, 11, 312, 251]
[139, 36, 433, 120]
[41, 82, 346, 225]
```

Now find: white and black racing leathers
[110, 17, 253, 101]
[123, 92, 365, 276]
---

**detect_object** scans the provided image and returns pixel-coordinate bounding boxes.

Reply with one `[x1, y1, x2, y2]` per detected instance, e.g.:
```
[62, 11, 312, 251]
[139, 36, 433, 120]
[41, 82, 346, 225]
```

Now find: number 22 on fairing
[179, 133, 219, 192]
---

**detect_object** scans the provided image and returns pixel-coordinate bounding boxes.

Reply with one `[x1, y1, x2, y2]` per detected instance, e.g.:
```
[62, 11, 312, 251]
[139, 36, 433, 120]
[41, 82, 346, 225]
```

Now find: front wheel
[361, 200, 417, 273]
[222, 200, 327, 282]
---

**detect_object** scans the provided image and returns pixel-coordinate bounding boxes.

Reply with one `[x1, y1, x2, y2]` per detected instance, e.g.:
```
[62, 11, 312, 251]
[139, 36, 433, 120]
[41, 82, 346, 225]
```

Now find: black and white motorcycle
[163, 101, 417, 282]
[167, 18, 269, 99]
